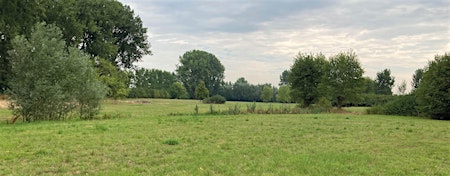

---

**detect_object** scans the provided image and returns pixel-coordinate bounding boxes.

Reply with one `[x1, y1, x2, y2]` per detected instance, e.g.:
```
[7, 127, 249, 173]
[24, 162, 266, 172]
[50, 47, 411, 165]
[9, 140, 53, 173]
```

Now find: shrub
[203, 95, 226, 104]
[367, 95, 418, 116]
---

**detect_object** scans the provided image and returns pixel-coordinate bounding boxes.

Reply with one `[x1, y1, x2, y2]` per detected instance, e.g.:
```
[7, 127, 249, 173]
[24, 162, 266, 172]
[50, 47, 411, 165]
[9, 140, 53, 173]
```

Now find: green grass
[0, 99, 449, 175]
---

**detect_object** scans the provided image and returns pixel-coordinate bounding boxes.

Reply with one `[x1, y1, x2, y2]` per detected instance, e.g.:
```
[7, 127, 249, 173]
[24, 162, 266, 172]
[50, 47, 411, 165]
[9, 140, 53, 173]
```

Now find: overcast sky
[119, 0, 449, 92]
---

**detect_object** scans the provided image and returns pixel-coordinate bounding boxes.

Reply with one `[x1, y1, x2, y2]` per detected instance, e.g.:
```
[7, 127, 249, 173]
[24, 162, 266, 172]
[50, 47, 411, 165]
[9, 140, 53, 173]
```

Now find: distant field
[0, 99, 449, 175]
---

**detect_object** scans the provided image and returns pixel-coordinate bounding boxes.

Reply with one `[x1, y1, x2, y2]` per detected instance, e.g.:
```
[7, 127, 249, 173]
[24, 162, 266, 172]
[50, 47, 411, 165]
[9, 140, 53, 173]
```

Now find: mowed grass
[0, 99, 449, 175]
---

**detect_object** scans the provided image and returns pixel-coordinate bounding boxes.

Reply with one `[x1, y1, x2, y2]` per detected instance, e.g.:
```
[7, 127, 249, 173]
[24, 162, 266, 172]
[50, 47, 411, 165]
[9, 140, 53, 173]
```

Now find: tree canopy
[176, 50, 225, 98]
[322, 51, 364, 109]
[0, 0, 151, 92]
[416, 53, 450, 119]
[7, 23, 106, 121]
[288, 53, 327, 107]
[375, 69, 395, 95]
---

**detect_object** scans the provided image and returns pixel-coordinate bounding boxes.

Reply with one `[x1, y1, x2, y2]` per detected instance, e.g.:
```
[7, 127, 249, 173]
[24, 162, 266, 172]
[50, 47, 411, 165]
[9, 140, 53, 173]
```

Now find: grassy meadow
[0, 99, 449, 175]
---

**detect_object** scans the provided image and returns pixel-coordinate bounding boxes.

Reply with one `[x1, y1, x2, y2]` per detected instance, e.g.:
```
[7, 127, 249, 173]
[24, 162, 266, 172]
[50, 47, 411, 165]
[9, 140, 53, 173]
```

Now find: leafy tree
[279, 70, 291, 86]
[412, 68, 424, 91]
[7, 23, 106, 121]
[1, 0, 151, 93]
[96, 58, 130, 99]
[0, 0, 45, 93]
[323, 51, 364, 109]
[260, 85, 273, 102]
[375, 69, 395, 95]
[176, 50, 225, 98]
[276, 85, 291, 103]
[195, 81, 209, 100]
[129, 68, 176, 98]
[362, 77, 376, 94]
[288, 52, 327, 107]
[416, 53, 450, 119]
[170, 82, 188, 99]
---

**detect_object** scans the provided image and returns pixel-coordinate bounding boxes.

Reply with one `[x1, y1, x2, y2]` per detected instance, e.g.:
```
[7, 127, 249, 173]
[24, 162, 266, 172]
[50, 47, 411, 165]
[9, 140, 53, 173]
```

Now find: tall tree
[0, 0, 45, 93]
[96, 58, 130, 99]
[8, 23, 106, 121]
[1, 0, 151, 92]
[416, 53, 450, 119]
[323, 51, 364, 109]
[412, 68, 424, 91]
[176, 50, 225, 98]
[288, 52, 327, 107]
[279, 70, 291, 86]
[260, 85, 273, 102]
[375, 69, 395, 95]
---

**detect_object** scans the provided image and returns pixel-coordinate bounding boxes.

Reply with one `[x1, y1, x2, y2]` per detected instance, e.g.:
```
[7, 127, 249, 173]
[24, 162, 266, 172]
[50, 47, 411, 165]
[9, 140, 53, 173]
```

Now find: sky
[119, 0, 449, 92]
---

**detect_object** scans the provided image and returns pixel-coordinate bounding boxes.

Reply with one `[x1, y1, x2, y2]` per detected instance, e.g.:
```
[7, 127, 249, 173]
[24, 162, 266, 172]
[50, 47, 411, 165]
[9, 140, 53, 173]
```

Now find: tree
[288, 52, 327, 107]
[362, 77, 376, 94]
[375, 69, 395, 95]
[412, 68, 424, 91]
[195, 81, 209, 100]
[170, 82, 188, 99]
[0, 0, 45, 93]
[1, 0, 151, 92]
[176, 50, 225, 97]
[260, 85, 273, 102]
[96, 58, 130, 99]
[7, 23, 106, 121]
[397, 80, 407, 95]
[279, 70, 291, 86]
[129, 68, 176, 98]
[416, 53, 450, 119]
[276, 85, 291, 103]
[323, 51, 364, 109]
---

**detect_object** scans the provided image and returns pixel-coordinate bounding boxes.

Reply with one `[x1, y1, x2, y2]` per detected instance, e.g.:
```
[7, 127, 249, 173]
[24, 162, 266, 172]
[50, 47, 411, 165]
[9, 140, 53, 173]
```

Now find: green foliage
[260, 85, 273, 102]
[322, 50, 364, 109]
[367, 95, 418, 116]
[279, 70, 290, 86]
[411, 68, 424, 92]
[313, 97, 332, 113]
[176, 50, 225, 97]
[96, 58, 130, 99]
[276, 85, 291, 103]
[358, 93, 393, 106]
[375, 69, 395, 95]
[220, 78, 264, 102]
[362, 77, 376, 94]
[7, 23, 106, 121]
[163, 139, 179, 146]
[203, 95, 226, 104]
[289, 53, 327, 107]
[195, 81, 209, 100]
[382, 95, 418, 116]
[169, 82, 188, 99]
[1, 0, 151, 92]
[129, 68, 176, 98]
[416, 53, 450, 120]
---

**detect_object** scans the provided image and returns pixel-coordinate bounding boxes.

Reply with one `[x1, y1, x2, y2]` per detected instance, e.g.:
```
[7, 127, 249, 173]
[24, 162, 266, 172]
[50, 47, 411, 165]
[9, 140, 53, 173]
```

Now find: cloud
[120, 0, 450, 91]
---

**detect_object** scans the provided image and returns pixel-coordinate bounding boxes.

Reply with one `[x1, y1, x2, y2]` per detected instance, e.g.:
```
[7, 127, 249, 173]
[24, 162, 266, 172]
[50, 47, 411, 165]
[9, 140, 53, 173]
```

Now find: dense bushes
[203, 95, 226, 104]
[367, 95, 418, 116]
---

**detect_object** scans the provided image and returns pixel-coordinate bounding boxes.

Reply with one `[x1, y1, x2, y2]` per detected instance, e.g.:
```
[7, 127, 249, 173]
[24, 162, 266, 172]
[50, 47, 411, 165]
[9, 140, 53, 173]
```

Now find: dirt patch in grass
[0, 100, 9, 109]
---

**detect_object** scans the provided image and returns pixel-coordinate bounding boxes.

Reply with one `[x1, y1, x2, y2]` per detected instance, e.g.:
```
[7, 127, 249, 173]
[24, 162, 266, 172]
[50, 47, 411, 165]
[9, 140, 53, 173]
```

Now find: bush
[367, 95, 418, 116]
[203, 95, 226, 104]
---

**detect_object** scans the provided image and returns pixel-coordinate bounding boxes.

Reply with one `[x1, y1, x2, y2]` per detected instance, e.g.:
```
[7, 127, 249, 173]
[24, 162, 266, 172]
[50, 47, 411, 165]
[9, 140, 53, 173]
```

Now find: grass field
[0, 99, 449, 175]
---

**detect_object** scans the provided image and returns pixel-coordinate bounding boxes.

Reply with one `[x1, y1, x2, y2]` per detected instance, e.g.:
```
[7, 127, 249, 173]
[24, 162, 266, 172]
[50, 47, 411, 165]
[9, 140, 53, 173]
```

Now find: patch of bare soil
[0, 100, 9, 109]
